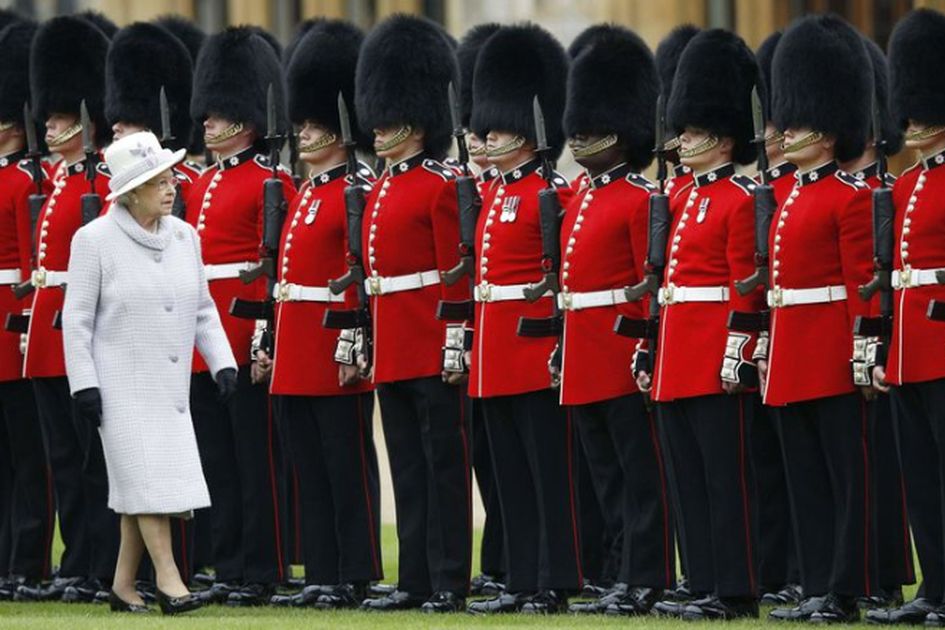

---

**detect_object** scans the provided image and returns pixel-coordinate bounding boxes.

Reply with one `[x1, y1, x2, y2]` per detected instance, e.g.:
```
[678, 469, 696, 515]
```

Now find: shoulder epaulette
[547, 169, 569, 189]
[252, 154, 291, 175]
[883, 172, 897, 186]
[356, 160, 376, 182]
[626, 172, 658, 193]
[729, 173, 756, 196]
[96, 162, 111, 177]
[174, 170, 193, 184]
[17, 159, 39, 181]
[835, 170, 869, 190]
[422, 158, 456, 181]
[184, 160, 204, 173]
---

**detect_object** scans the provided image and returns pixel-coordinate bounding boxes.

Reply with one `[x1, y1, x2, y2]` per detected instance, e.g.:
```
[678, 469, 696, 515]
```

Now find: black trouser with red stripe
[191, 367, 283, 585]
[870, 394, 915, 593]
[658, 393, 757, 599]
[0, 379, 53, 580]
[376, 376, 471, 597]
[277, 392, 382, 585]
[890, 379, 945, 602]
[774, 392, 876, 598]
[481, 388, 583, 595]
[470, 398, 505, 579]
[573, 393, 675, 590]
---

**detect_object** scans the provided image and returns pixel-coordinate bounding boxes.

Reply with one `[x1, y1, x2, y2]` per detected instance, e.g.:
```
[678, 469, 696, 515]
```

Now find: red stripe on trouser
[266, 398, 285, 581]
[861, 401, 872, 597]
[357, 396, 381, 577]
[646, 410, 674, 588]
[565, 409, 584, 586]
[737, 397, 756, 593]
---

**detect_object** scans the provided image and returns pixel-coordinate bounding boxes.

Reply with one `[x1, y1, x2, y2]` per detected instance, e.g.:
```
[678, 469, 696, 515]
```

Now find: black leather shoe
[156, 589, 203, 615]
[360, 589, 427, 611]
[109, 590, 151, 613]
[226, 583, 275, 607]
[810, 593, 860, 624]
[196, 581, 240, 604]
[314, 583, 366, 610]
[861, 589, 906, 610]
[569, 583, 628, 614]
[61, 578, 105, 603]
[521, 589, 567, 614]
[663, 577, 694, 603]
[192, 572, 215, 588]
[470, 573, 505, 597]
[367, 582, 396, 597]
[15, 576, 81, 602]
[866, 598, 938, 625]
[926, 609, 945, 627]
[683, 595, 759, 620]
[763, 584, 805, 606]
[421, 591, 465, 613]
[269, 584, 332, 607]
[135, 580, 156, 604]
[0, 577, 16, 601]
[605, 587, 664, 616]
[581, 580, 607, 599]
[770, 595, 828, 621]
[467, 591, 530, 615]
[655, 595, 701, 618]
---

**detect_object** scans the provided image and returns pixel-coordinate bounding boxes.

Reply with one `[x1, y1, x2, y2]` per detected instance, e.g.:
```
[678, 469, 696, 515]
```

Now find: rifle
[516, 97, 564, 367]
[437, 81, 482, 322]
[79, 100, 101, 226]
[323, 92, 373, 374]
[288, 128, 302, 188]
[11, 102, 47, 301]
[613, 94, 671, 377]
[159, 86, 186, 220]
[854, 94, 895, 337]
[228, 84, 286, 356]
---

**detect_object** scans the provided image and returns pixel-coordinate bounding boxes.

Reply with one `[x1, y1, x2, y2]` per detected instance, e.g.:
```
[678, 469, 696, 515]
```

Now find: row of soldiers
[2, 5, 945, 624]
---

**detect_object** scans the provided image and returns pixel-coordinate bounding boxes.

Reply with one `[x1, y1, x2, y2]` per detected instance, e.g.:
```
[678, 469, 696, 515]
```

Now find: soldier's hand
[722, 381, 746, 395]
[636, 370, 652, 394]
[860, 386, 878, 401]
[757, 359, 768, 393]
[442, 371, 468, 385]
[251, 350, 272, 384]
[339, 364, 360, 387]
[872, 365, 890, 394]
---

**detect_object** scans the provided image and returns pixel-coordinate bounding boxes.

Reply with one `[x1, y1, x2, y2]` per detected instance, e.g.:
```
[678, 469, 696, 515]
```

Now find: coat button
[176, 403, 186, 413]
[170, 355, 179, 363]
[165, 304, 173, 312]
[154, 253, 162, 262]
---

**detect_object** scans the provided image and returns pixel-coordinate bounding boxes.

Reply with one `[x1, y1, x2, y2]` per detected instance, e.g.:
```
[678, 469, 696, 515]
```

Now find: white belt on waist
[31, 269, 68, 288]
[892, 267, 945, 289]
[557, 288, 628, 311]
[767, 284, 847, 308]
[475, 282, 551, 303]
[364, 269, 440, 296]
[658, 284, 729, 306]
[0, 268, 21, 285]
[204, 261, 261, 281]
[272, 282, 345, 303]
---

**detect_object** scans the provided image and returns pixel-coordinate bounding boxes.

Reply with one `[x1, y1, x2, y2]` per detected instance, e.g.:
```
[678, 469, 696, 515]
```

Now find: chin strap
[375, 125, 412, 152]
[678, 134, 719, 159]
[47, 122, 83, 148]
[907, 125, 945, 142]
[204, 122, 245, 146]
[298, 131, 337, 154]
[781, 130, 824, 154]
[485, 134, 526, 157]
[570, 133, 618, 158]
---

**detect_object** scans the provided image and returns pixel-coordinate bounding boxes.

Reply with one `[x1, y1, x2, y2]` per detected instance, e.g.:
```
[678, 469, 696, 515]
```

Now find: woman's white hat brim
[106, 148, 186, 201]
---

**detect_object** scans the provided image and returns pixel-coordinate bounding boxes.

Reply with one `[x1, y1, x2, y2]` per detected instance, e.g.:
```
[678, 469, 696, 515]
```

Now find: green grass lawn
[0, 524, 920, 628]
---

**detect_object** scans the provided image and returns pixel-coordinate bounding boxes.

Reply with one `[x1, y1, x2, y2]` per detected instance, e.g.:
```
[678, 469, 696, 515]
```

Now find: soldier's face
[45, 113, 82, 154]
[0, 123, 24, 154]
[112, 121, 146, 141]
[678, 127, 729, 170]
[764, 122, 784, 164]
[485, 131, 533, 170]
[904, 120, 945, 153]
[568, 133, 624, 173]
[203, 115, 252, 154]
[782, 127, 834, 169]
[467, 132, 489, 170]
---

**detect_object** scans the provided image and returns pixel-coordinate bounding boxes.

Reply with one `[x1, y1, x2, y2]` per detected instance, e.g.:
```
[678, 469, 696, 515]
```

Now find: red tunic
[468, 158, 573, 398]
[24, 159, 111, 378]
[270, 162, 374, 396]
[558, 163, 650, 405]
[886, 152, 945, 385]
[764, 162, 873, 405]
[665, 163, 693, 203]
[362, 152, 467, 384]
[766, 162, 798, 205]
[652, 163, 765, 402]
[184, 148, 297, 373]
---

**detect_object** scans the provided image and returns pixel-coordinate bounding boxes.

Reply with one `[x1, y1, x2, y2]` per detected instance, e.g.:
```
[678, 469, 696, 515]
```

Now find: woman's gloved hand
[74, 388, 103, 427]
[215, 367, 238, 403]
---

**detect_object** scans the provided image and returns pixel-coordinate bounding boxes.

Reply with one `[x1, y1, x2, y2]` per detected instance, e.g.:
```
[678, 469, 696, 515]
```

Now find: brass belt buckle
[560, 291, 573, 310]
[31, 268, 46, 289]
[769, 286, 784, 308]
[368, 276, 382, 296]
[900, 265, 913, 289]
[478, 282, 492, 302]
[277, 282, 291, 302]
[660, 283, 675, 305]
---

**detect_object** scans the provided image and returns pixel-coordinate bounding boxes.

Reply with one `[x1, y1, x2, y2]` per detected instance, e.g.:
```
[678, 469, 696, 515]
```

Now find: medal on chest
[304, 199, 321, 225]
[500, 196, 520, 223]
[696, 198, 710, 224]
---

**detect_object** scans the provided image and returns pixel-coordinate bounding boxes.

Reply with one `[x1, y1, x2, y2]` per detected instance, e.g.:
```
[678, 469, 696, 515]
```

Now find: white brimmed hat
[104, 131, 185, 201]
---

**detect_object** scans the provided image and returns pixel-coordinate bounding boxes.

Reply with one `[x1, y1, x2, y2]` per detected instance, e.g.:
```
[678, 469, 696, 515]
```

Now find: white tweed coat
[63, 206, 236, 515]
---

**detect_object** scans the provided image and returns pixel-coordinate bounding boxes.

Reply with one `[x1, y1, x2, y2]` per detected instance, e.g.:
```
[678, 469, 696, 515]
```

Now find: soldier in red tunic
[465, 24, 582, 615]
[632, 29, 763, 621]
[557, 24, 675, 616]
[186, 27, 296, 607]
[655, 26, 699, 207]
[18, 14, 117, 603]
[354, 15, 471, 613]
[0, 17, 54, 600]
[760, 15, 876, 623]
[867, 9, 945, 626]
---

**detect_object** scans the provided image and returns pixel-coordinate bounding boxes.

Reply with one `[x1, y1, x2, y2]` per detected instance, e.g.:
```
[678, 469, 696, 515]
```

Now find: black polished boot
[810, 593, 860, 624]
[769, 595, 828, 621]
[520, 589, 567, 614]
[314, 583, 366, 610]
[682, 595, 759, 620]
[467, 591, 530, 615]
[865, 597, 938, 625]
[360, 589, 427, 611]
[421, 591, 465, 613]
[226, 583, 275, 607]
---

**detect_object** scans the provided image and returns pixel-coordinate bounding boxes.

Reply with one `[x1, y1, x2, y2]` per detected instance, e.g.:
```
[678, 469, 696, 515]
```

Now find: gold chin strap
[0, 121, 15, 132]
[204, 122, 245, 145]
[781, 130, 824, 154]
[570, 133, 618, 158]
[765, 131, 784, 147]
[678, 135, 718, 159]
[906, 125, 945, 142]
[47, 122, 83, 148]
[468, 143, 487, 157]
[485, 135, 526, 157]
[663, 136, 682, 152]
[375, 125, 412, 152]
[298, 131, 337, 154]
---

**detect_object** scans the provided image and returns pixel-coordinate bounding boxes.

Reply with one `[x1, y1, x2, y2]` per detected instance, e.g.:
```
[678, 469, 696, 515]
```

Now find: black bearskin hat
[154, 15, 205, 64]
[667, 28, 758, 165]
[0, 20, 36, 125]
[655, 25, 700, 104]
[30, 15, 112, 147]
[283, 19, 321, 66]
[191, 26, 287, 138]
[863, 37, 903, 156]
[457, 23, 500, 127]
[250, 26, 282, 58]
[772, 14, 871, 163]
[471, 23, 569, 160]
[0, 9, 20, 33]
[889, 8, 945, 128]
[564, 24, 657, 171]
[356, 14, 458, 158]
[105, 22, 193, 151]
[755, 32, 781, 120]
[287, 19, 369, 148]
[75, 10, 117, 39]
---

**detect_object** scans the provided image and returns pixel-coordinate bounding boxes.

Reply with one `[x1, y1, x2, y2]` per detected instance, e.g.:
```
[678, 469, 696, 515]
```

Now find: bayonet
[79, 99, 101, 224]
[159, 86, 174, 145]
[448, 81, 469, 173]
[752, 86, 769, 181]
[338, 92, 358, 177]
[654, 94, 667, 192]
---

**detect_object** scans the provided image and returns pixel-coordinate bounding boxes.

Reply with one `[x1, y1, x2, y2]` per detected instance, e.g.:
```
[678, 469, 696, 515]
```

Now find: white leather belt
[31, 269, 67, 288]
[658, 284, 729, 306]
[893, 267, 945, 289]
[0, 269, 21, 285]
[204, 261, 261, 281]
[767, 284, 847, 308]
[364, 269, 440, 296]
[557, 288, 628, 311]
[475, 282, 551, 303]
[272, 282, 345, 303]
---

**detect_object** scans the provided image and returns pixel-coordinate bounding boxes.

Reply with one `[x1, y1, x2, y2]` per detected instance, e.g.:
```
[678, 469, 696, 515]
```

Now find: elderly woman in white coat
[63, 132, 238, 615]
